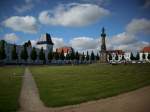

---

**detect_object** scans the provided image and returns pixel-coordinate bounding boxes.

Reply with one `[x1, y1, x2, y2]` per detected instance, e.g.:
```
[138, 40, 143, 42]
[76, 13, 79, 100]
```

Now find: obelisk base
[100, 52, 107, 63]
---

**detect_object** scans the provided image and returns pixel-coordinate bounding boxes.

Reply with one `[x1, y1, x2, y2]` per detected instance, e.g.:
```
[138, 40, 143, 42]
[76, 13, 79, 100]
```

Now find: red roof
[56, 47, 73, 53]
[107, 50, 124, 55]
[141, 46, 150, 53]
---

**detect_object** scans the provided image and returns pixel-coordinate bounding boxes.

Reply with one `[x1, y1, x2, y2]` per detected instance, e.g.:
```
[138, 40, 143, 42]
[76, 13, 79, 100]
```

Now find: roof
[56, 47, 74, 53]
[107, 50, 124, 55]
[37, 33, 54, 45]
[141, 46, 150, 53]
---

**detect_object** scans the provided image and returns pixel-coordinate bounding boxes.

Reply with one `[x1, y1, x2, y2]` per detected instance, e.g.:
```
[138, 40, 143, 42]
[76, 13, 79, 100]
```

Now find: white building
[1, 33, 54, 64]
[107, 50, 131, 62]
[139, 46, 150, 61]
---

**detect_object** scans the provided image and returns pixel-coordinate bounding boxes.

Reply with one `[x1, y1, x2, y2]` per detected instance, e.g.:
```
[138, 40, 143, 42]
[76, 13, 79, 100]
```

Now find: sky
[0, 0, 150, 53]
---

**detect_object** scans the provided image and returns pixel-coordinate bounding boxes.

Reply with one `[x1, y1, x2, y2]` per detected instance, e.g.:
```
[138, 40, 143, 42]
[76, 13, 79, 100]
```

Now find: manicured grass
[30, 64, 150, 107]
[0, 66, 24, 112]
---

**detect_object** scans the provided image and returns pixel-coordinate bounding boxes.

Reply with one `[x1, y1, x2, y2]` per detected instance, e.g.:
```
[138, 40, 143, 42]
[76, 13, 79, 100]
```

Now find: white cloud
[108, 18, 150, 51]
[111, 32, 137, 45]
[14, 0, 34, 13]
[52, 37, 66, 51]
[4, 33, 20, 43]
[39, 3, 109, 27]
[3, 16, 38, 33]
[69, 37, 99, 50]
[30, 39, 37, 46]
[126, 18, 150, 35]
[115, 41, 149, 51]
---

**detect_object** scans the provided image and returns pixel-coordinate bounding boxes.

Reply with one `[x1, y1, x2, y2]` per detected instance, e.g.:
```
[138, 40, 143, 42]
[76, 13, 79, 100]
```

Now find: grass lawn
[0, 66, 24, 112]
[30, 64, 150, 107]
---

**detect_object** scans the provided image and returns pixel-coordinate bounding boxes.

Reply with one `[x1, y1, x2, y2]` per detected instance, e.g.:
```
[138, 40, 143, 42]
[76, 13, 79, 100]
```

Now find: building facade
[56, 46, 74, 56]
[1, 33, 54, 64]
[140, 46, 150, 61]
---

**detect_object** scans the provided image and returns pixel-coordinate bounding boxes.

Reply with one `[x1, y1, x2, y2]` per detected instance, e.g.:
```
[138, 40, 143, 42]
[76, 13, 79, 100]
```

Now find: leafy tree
[30, 47, 37, 62]
[115, 54, 118, 60]
[90, 51, 95, 61]
[142, 53, 145, 60]
[0, 40, 6, 60]
[130, 52, 135, 60]
[135, 52, 139, 60]
[24, 40, 32, 47]
[108, 53, 112, 60]
[81, 52, 85, 61]
[70, 51, 75, 60]
[39, 47, 45, 63]
[148, 53, 150, 60]
[65, 53, 70, 60]
[86, 51, 89, 61]
[60, 50, 65, 60]
[96, 53, 99, 60]
[75, 51, 80, 60]
[20, 46, 28, 61]
[11, 44, 18, 60]
[122, 55, 125, 60]
[54, 52, 59, 60]
[48, 50, 53, 62]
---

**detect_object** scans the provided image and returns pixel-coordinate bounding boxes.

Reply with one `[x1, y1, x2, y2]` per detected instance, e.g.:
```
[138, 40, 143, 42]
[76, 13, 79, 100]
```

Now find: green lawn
[0, 66, 24, 112]
[30, 64, 150, 107]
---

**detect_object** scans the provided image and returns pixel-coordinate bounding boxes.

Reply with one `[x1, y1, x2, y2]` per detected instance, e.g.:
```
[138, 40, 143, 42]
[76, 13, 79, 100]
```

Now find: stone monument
[100, 27, 107, 63]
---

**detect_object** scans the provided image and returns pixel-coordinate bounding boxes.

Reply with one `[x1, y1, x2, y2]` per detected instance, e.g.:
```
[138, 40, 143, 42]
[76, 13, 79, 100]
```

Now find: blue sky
[0, 0, 150, 52]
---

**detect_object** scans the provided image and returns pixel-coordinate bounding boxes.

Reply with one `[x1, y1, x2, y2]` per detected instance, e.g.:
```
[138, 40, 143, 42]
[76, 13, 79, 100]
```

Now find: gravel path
[19, 67, 150, 112]
[18, 68, 50, 112]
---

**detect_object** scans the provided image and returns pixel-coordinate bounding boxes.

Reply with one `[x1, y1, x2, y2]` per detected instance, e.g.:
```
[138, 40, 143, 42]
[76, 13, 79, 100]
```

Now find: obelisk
[100, 27, 107, 63]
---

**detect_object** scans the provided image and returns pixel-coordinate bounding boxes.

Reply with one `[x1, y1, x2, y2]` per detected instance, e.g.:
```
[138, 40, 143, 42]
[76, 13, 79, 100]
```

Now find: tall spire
[101, 27, 106, 52]
[99, 27, 107, 63]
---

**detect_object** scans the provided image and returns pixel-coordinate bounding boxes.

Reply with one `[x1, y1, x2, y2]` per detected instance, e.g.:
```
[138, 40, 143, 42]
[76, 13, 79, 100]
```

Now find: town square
[0, 0, 150, 112]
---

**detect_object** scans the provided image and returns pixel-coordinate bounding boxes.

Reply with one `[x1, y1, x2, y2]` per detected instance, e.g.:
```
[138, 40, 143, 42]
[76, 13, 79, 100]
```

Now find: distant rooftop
[107, 50, 124, 55]
[141, 46, 150, 53]
[56, 46, 74, 53]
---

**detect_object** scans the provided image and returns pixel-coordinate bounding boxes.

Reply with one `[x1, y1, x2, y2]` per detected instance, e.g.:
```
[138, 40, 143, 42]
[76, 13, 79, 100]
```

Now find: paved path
[19, 67, 150, 112]
[19, 68, 50, 112]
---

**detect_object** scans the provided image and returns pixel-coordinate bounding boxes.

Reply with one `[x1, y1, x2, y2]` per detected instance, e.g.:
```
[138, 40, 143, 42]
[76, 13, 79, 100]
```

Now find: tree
[135, 52, 139, 60]
[75, 51, 80, 61]
[70, 51, 75, 60]
[54, 52, 59, 60]
[90, 51, 95, 61]
[148, 53, 150, 60]
[81, 52, 85, 61]
[48, 50, 53, 62]
[115, 54, 118, 60]
[60, 50, 65, 60]
[122, 55, 125, 60]
[0, 40, 6, 60]
[65, 53, 70, 60]
[86, 51, 89, 61]
[130, 52, 135, 60]
[96, 53, 99, 61]
[39, 47, 45, 63]
[11, 44, 18, 60]
[108, 54, 112, 60]
[20, 46, 28, 61]
[142, 53, 145, 60]
[30, 47, 37, 62]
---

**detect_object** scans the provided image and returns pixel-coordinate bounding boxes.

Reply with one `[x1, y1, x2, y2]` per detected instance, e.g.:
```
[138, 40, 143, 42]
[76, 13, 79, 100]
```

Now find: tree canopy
[20, 46, 28, 61]
[0, 40, 6, 60]
[39, 47, 45, 61]
[30, 47, 37, 61]
[11, 44, 18, 60]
